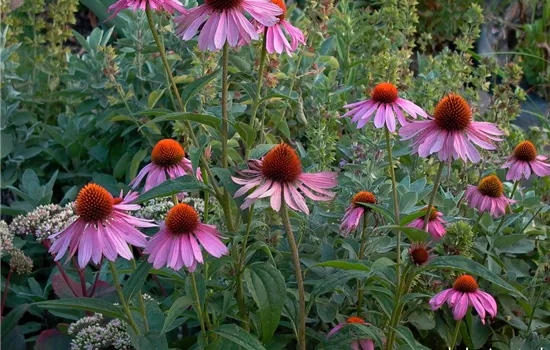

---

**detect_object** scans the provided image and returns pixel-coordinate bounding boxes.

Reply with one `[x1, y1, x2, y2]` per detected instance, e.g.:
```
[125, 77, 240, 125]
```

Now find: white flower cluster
[68, 313, 132, 350]
[9, 248, 33, 275]
[135, 197, 205, 222]
[0, 220, 14, 256]
[9, 203, 77, 241]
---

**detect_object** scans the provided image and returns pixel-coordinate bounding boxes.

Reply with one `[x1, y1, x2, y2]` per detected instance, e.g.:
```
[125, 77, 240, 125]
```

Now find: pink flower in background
[232, 143, 337, 214]
[49, 185, 155, 268]
[464, 175, 515, 218]
[327, 316, 375, 350]
[257, 0, 305, 55]
[107, 0, 187, 20]
[130, 139, 201, 192]
[399, 94, 503, 163]
[430, 275, 497, 324]
[144, 203, 228, 271]
[502, 140, 550, 181]
[175, 0, 283, 52]
[407, 207, 446, 240]
[340, 191, 376, 234]
[342, 83, 427, 133]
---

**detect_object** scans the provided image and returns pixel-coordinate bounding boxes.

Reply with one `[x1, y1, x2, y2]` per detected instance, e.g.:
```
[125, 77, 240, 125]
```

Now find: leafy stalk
[108, 261, 140, 334]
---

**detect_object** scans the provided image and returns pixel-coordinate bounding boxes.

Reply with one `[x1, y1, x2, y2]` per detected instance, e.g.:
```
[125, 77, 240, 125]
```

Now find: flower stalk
[384, 127, 401, 279]
[236, 205, 255, 330]
[356, 214, 369, 317]
[108, 261, 140, 334]
[280, 201, 306, 350]
[1, 268, 13, 316]
[249, 27, 269, 129]
[494, 180, 519, 235]
[190, 272, 208, 343]
[423, 161, 445, 231]
[450, 319, 462, 348]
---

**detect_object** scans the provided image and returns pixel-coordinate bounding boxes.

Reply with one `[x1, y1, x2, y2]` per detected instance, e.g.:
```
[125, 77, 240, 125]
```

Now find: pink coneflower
[502, 140, 550, 181]
[175, 0, 283, 52]
[232, 143, 337, 214]
[342, 83, 427, 133]
[399, 94, 503, 162]
[130, 139, 201, 192]
[107, 0, 187, 20]
[407, 207, 446, 240]
[144, 203, 228, 271]
[340, 191, 376, 234]
[430, 275, 497, 324]
[257, 0, 305, 55]
[327, 317, 375, 350]
[48, 184, 155, 268]
[408, 241, 435, 266]
[465, 175, 515, 218]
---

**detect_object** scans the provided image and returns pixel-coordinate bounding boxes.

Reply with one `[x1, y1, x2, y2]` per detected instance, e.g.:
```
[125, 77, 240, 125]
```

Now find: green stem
[383, 127, 401, 279]
[108, 261, 140, 334]
[356, 214, 369, 317]
[249, 27, 268, 129]
[385, 265, 414, 350]
[472, 213, 483, 231]
[423, 162, 445, 231]
[190, 272, 208, 343]
[494, 181, 519, 235]
[130, 258, 149, 332]
[280, 201, 306, 350]
[236, 205, 255, 330]
[450, 319, 462, 348]
[526, 284, 544, 334]
[518, 206, 543, 235]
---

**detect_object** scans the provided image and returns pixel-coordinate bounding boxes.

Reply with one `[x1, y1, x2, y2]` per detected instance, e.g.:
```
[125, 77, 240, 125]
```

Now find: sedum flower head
[9, 248, 33, 275]
[10, 203, 77, 241]
[69, 313, 131, 350]
[0, 220, 14, 256]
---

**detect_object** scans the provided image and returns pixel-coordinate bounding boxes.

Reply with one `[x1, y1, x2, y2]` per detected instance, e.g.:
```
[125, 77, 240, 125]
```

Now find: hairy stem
[108, 261, 140, 334]
[383, 127, 401, 278]
[494, 181, 519, 235]
[130, 258, 149, 332]
[1, 268, 13, 316]
[190, 272, 208, 343]
[280, 202, 306, 350]
[236, 206, 255, 330]
[422, 162, 445, 231]
[450, 319, 462, 348]
[356, 214, 369, 317]
[72, 257, 88, 297]
[249, 27, 268, 129]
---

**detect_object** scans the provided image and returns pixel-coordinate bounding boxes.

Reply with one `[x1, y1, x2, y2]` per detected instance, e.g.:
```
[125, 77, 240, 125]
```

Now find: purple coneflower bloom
[107, 0, 187, 20]
[175, 0, 283, 52]
[49, 184, 155, 268]
[399, 94, 503, 163]
[258, 0, 305, 56]
[407, 207, 446, 240]
[130, 139, 201, 192]
[232, 143, 337, 215]
[408, 241, 435, 266]
[430, 275, 497, 324]
[340, 191, 376, 234]
[342, 83, 427, 133]
[464, 175, 516, 218]
[144, 203, 228, 271]
[327, 316, 375, 350]
[502, 140, 550, 181]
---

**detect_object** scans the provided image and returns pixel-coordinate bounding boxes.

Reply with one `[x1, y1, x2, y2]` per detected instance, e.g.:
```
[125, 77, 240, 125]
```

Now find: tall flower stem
[236, 205, 255, 330]
[144, 5, 227, 226]
[220, 42, 235, 231]
[494, 181, 519, 235]
[1, 268, 13, 316]
[422, 161, 445, 231]
[43, 240, 79, 297]
[249, 28, 268, 129]
[385, 266, 415, 350]
[72, 257, 88, 297]
[280, 201, 306, 350]
[130, 258, 149, 332]
[383, 127, 401, 280]
[190, 272, 208, 343]
[356, 214, 369, 317]
[450, 319, 462, 348]
[108, 261, 140, 334]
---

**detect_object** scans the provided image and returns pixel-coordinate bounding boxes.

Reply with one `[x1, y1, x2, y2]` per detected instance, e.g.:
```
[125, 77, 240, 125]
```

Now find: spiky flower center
[513, 141, 537, 162]
[271, 0, 287, 20]
[151, 139, 185, 167]
[453, 275, 478, 293]
[410, 244, 430, 266]
[371, 83, 398, 104]
[261, 143, 302, 183]
[113, 197, 124, 205]
[166, 203, 199, 235]
[477, 175, 503, 198]
[434, 94, 472, 132]
[76, 184, 114, 222]
[352, 191, 376, 208]
[205, 0, 243, 11]
[346, 316, 366, 324]
[428, 206, 439, 221]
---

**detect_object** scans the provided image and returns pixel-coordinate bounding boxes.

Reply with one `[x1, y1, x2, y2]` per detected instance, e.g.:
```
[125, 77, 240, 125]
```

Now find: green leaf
[400, 210, 427, 226]
[34, 298, 126, 319]
[228, 55, 252, 72]
[162, 296, 193, 334]
[308, 260, 371, 272]
[133, 331, 169, 350]
[135, 177, 208, 203]
[1, 133, 13, 159]
[244, 263, 286, 343]
[1, 304, 29, 336]
[147, 89, 165, 109]
[143, 112, 220, 130]
[427, 256, 526, 299]
[211, 324, 266, 350]
[311, 270, 371, 297]
[375, 225, 429, 242]
[129, 149, 147, 182]
[249, 144, 276, 160]
[234, 122, 256, 149]
[356, 203, 395, 224]
[182, 69, 220, 108]
[122, 260, 152, 301]
[394, 326, 421, 349]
